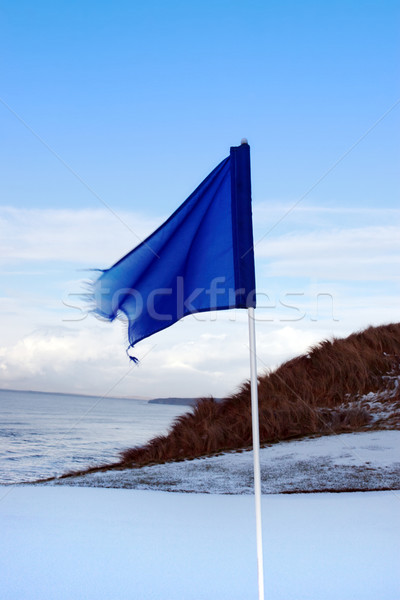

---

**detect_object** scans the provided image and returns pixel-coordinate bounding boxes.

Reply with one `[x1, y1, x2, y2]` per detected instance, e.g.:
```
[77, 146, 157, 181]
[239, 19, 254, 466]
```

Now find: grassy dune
[53, 322, 400, 482]
[119, 322, 400, 467]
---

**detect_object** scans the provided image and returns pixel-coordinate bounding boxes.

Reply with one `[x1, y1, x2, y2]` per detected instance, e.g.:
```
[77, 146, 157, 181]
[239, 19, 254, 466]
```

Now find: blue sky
[0, 1, 399, 398]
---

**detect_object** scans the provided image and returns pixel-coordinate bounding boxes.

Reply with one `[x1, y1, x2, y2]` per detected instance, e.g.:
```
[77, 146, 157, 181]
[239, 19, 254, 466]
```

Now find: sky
[0, 0, 399, 399]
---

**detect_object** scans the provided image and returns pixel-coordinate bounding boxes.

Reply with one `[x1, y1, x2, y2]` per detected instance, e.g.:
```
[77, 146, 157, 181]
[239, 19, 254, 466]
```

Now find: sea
[0, 388, 191, 484]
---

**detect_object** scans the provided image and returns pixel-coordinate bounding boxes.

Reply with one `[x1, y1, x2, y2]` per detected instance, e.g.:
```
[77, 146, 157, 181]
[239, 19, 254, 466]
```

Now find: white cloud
[1, 206, 399, 398]
[253, 202, 400, 230]
[0, 295, 398, 398]
[256, 225, 400, 281]
[0, 315, 334, 399]
[0, 206, 162, 266]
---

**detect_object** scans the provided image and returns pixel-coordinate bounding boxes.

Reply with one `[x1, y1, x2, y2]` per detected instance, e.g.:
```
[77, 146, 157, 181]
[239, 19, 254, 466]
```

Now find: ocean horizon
[0, 388, 191, 484]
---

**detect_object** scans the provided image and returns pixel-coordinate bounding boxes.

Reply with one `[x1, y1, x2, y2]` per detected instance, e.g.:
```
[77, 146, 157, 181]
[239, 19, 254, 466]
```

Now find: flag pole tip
[240, 138, 248, 145]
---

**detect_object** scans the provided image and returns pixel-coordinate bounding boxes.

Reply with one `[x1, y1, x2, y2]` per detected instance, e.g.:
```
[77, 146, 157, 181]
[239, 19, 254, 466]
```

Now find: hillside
[52, 322, 400, 483]
[118, 323, 400, 467]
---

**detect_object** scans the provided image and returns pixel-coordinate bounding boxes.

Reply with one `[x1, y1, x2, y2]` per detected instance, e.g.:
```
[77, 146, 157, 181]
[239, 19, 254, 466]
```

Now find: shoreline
[31, 430, 400, 494]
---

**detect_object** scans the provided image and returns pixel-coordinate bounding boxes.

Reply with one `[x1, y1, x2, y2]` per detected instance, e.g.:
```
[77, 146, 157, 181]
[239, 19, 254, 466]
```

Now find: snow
[2, 431, 399, 598]
[47, 430, 400, 494]
[0, 486, 399, 600]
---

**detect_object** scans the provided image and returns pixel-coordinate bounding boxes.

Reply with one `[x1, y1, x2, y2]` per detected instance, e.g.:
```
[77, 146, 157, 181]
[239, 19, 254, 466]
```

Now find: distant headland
[149, 397, 199, 406]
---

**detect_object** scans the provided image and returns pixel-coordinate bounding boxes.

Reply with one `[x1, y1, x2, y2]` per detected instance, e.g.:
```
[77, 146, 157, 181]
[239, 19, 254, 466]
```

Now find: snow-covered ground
[46, 430, 400, 494]
[1, 486, 399, 600]
[2, 431, 399, 598]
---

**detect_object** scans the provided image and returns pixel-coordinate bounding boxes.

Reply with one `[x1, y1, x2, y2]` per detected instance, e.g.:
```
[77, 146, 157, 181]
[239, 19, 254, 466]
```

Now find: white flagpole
[248, 306, 265, 600]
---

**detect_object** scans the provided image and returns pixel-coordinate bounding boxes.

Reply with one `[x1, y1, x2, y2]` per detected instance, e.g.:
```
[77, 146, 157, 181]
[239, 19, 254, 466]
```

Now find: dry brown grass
[119, 322, 400, 468]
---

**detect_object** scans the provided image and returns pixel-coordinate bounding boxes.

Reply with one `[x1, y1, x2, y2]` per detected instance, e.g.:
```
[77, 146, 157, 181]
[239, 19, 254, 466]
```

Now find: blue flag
[91, 142, 256, 359]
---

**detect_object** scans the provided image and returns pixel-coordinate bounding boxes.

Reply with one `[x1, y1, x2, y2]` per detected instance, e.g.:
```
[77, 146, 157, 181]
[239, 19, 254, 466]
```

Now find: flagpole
[248, 306, 265, 600]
